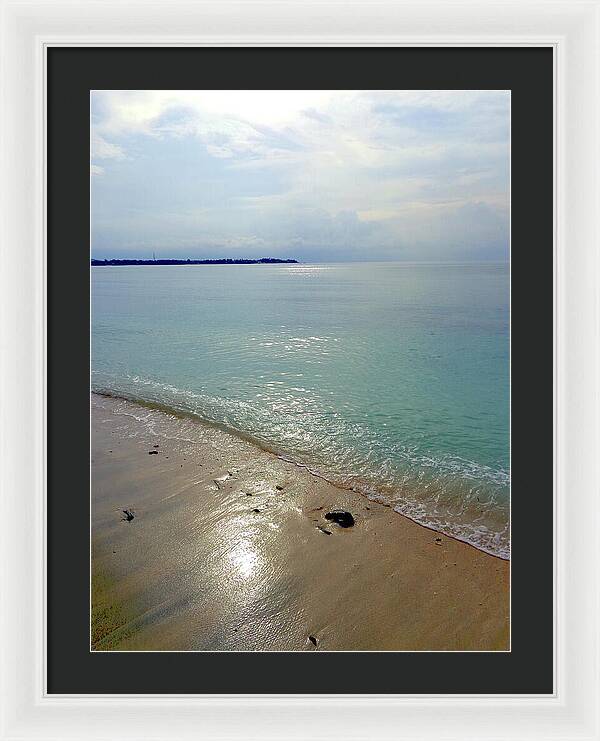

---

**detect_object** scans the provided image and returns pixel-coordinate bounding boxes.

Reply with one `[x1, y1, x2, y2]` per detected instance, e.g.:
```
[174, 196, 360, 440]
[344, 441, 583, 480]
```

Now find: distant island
[91, 258, 298, 266]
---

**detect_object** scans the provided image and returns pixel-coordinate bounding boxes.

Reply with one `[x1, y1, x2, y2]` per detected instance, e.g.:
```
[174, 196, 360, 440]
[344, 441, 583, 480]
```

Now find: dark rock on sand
[325, 510, 355, 528]
[121, 509, 134, 522]
[275, 485, 284, 491]
[309, 635, 318, 647]
[148, 450, 158, 455]
[252, 508, 260, 513]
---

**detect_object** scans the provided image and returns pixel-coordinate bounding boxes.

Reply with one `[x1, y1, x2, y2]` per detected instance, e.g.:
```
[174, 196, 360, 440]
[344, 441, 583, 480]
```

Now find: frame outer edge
[0, 0, 599, 739]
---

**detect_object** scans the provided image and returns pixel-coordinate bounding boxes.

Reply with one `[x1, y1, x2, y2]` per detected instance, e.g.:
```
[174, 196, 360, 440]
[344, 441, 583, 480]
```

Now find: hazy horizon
[91, 90, 510, 263]
[91, 255, 509, 264]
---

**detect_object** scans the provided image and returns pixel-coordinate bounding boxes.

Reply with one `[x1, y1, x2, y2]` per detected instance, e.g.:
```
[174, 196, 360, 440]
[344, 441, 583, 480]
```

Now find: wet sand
[91, 393, 509, 651]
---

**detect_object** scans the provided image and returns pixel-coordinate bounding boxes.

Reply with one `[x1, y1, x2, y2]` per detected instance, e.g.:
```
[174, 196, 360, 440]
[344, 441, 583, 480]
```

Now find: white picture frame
[1, 0, 598, 738]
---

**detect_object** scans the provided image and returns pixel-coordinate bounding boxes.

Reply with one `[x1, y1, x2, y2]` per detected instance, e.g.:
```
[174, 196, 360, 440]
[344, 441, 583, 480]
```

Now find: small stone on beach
[309, 635, 318, 647]
[214, 473, 232, 489]
[275, 484, 284, 491]
[121, 509, 134, 522]
[148, 450, 158, 455]
[324, 510, 355, 528]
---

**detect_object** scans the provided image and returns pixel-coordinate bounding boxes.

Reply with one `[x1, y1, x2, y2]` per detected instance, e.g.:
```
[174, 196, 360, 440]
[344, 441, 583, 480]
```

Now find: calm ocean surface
[92, 262, 510, 558]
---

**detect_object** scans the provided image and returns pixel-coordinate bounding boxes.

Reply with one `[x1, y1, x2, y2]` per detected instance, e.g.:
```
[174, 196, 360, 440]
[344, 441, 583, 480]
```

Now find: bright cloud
[91, 90, 509, 261]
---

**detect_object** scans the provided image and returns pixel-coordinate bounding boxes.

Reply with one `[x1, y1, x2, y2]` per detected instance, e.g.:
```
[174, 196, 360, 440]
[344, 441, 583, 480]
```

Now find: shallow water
[92, 262, 510, 558]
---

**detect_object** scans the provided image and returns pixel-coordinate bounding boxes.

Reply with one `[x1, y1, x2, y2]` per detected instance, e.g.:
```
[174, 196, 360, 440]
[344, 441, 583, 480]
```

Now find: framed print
[1, 1, 599, 740]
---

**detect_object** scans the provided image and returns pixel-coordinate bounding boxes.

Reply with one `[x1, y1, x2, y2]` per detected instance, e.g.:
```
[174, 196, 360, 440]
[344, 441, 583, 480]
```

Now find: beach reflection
[229, 533, 260, 579]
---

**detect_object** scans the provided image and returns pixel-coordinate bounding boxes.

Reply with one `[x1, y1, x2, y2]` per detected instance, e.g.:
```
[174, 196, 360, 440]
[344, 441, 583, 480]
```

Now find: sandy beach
[91, 393, 509, 652]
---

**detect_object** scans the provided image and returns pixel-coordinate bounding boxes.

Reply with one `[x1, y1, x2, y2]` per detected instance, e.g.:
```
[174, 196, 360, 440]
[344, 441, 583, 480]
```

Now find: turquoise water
[92, 262, 510, 558]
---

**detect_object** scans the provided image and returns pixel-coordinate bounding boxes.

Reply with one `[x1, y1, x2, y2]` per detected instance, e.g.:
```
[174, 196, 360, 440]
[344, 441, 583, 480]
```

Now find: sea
[92, 262, 510, 559]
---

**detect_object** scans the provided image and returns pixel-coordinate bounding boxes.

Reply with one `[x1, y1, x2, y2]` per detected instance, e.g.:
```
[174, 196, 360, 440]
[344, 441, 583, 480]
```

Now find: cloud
[91, 90, 509, 261]
[92, 133, 126, 160]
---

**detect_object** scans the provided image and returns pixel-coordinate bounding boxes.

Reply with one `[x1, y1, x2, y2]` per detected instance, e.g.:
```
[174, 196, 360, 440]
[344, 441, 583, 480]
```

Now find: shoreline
[91, 393, 510, 651]
[92, 389, 509, 561]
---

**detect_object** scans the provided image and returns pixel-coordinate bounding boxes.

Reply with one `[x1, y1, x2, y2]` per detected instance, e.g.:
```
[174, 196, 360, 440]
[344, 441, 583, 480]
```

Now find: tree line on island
[91, 257, 298, 266]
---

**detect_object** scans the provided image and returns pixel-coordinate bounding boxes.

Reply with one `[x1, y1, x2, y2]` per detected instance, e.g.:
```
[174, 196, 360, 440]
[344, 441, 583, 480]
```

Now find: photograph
[7, 0, 600, 731]
[90, 89, 510, 652]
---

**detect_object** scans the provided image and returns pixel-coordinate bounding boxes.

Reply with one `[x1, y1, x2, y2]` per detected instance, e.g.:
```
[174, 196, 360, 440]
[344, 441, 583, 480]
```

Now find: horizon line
[91, 257, 510, 265]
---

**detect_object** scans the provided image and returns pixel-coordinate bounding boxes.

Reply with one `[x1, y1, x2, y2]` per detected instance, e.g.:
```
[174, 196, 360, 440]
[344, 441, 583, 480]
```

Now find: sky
[91, 90, 510, 262]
